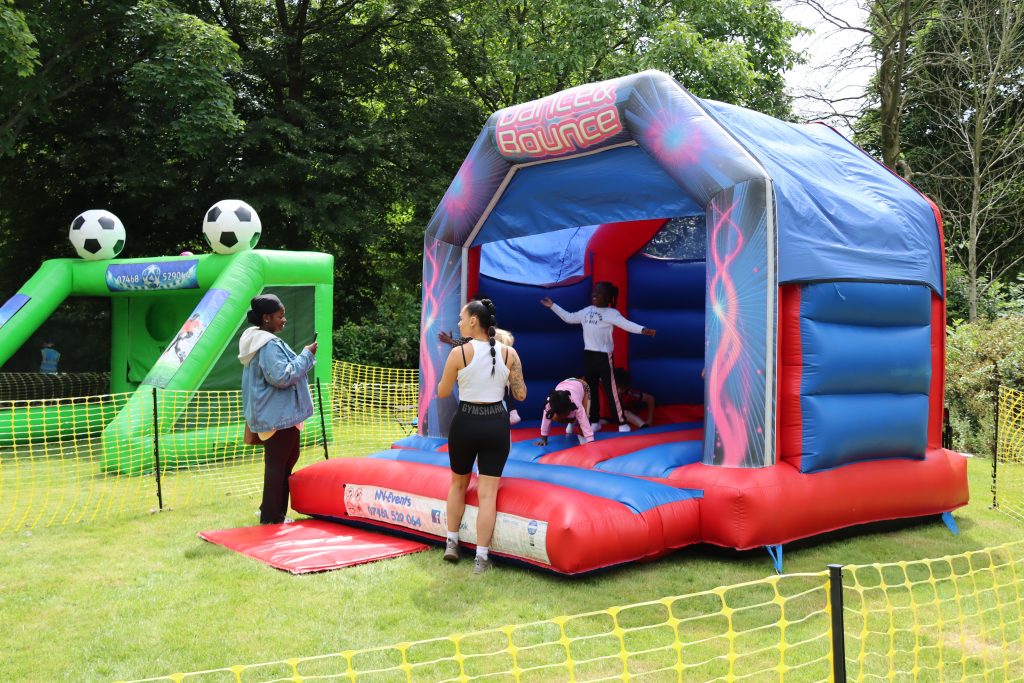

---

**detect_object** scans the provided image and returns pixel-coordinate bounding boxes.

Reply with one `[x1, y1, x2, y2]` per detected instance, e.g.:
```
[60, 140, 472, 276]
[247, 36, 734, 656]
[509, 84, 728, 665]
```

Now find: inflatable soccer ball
[202, 200, 261, 254]
[68, 210, 126, 260]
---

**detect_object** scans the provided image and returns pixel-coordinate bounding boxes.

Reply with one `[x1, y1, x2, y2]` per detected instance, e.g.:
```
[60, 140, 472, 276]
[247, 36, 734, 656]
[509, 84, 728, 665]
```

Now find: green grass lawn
[0, 456, 1018, 682]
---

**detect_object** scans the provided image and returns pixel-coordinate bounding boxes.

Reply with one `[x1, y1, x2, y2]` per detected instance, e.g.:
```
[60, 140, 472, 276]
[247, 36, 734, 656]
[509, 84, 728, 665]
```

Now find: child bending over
[535, 378, 595, 446]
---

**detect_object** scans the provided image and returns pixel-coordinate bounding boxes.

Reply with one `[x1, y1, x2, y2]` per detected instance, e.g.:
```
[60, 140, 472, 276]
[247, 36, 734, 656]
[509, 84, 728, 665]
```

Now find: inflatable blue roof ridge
[423, 69, 942, 295]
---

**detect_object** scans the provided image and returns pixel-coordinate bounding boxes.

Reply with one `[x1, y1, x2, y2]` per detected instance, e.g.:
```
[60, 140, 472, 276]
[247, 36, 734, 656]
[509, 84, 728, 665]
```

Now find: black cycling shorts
[447, 401, 510, 477]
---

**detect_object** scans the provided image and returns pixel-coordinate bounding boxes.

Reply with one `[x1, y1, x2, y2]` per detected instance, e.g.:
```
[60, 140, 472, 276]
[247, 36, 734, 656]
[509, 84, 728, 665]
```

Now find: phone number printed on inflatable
[344, 484, 550, 564]
[106, 260, 199, 292]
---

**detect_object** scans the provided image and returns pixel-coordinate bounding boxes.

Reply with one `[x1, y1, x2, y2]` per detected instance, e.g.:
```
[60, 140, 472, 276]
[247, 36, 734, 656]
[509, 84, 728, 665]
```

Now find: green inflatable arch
[0, 250, 333, 473]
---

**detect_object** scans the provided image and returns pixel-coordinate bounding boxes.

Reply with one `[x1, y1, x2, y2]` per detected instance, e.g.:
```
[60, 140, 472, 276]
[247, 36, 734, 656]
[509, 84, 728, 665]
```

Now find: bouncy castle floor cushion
[198, 519, 429, 574]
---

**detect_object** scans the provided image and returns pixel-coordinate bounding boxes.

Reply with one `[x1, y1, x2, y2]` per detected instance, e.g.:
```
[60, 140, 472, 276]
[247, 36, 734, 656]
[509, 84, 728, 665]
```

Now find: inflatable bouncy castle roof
[424, 73, 941, 292]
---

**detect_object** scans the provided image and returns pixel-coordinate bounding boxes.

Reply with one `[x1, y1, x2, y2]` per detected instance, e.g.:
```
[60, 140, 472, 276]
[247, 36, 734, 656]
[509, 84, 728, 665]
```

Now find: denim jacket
[240, 332, 316, 432]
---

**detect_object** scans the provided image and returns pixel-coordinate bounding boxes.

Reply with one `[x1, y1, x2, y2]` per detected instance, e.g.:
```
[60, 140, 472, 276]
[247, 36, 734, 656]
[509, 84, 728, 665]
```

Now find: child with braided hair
[541, 281, 656, 432]
[535, 378, 594, 446]
[437, 298, 527, 574]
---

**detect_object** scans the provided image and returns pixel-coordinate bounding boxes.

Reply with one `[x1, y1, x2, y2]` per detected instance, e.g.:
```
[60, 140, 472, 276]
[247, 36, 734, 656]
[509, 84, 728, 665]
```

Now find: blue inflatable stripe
[626, 254, 706, 405]
[371, 449, 702, 512]
[391, 435, 448, 451]
[798, 280, 931, 473]
[801, 394, 928, 471]
[801, 282, 931, 326]
[506, 421, 704, 463]
[801, 321, 931, 395]
[596, 440, 704, 478]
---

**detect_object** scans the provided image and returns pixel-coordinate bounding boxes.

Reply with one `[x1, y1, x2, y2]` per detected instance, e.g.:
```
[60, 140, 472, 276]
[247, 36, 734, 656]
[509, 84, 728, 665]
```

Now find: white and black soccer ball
[68, 210, 126, 260]
[202, 200, 261, 254]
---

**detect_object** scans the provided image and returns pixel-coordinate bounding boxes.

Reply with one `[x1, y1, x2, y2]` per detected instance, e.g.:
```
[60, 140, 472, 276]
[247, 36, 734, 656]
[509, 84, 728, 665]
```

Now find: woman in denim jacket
[239, 294, 317, 524]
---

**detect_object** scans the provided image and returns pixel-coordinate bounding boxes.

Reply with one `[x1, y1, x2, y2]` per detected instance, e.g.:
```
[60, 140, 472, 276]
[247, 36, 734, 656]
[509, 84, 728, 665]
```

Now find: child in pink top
[536, 378, 595, 446]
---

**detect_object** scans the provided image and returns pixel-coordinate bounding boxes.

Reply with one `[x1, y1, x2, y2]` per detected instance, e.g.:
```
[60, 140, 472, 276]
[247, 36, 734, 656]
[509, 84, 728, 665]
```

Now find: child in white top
[541, 281, 656, 432]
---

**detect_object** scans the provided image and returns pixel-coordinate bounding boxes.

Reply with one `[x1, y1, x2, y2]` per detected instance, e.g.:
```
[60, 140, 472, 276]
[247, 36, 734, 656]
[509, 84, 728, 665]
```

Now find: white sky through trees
[778, 0, 872, 134]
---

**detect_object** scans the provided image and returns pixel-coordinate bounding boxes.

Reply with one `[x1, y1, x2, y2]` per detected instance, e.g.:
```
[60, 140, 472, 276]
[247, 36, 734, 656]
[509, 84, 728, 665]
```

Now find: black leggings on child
[584, 350, 625, 425]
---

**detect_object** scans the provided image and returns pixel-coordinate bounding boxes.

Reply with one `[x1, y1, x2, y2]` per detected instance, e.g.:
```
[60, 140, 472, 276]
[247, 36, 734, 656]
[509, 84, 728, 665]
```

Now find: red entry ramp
[198, 519, 429, 574]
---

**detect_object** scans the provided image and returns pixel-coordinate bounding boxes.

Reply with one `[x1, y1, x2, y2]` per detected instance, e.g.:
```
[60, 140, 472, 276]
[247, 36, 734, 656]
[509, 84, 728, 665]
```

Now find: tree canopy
[0, 0, 802, 367]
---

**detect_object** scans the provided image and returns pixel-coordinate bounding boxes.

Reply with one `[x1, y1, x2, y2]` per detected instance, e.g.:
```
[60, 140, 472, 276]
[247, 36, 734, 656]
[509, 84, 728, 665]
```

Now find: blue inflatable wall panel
[801, 323, 931, 395]
[801, 282, 931, 326]
[799, 282, 931, 472]
[627, 256, 705, 405]
[479, 274, 592, 419]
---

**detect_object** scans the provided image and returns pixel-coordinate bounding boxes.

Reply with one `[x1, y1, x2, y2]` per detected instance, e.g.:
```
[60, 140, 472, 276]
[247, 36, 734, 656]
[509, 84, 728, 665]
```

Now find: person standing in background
[239, 295, 317, 525]
[39, 340, 60, 373]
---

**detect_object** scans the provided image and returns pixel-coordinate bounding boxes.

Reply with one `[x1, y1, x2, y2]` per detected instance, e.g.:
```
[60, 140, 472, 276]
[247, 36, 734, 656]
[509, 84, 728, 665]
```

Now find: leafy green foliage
[0, 0, 38, 78]
[946, 315, 1024, 456]
[332, 284, 422, 368]
[431, 0, 802, 116]
[0, 0, 241, 296]
[946, 262, 1024, 324]
[1, 0, 801, 371]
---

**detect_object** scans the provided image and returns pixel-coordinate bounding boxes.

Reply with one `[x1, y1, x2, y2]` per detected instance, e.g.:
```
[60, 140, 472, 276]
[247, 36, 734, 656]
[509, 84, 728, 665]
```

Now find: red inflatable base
[198, 519, 429, 573]
[669, 448, 969, 550]
[290, 458, 702, 575]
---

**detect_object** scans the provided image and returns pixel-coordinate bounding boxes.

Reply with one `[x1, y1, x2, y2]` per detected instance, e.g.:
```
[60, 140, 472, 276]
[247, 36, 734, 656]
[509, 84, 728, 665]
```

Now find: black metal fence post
[152, 386, 164, 511]
[992, 383, 1001, 509]
[828, 564, 847, 682]
[316, 378, 329, 460]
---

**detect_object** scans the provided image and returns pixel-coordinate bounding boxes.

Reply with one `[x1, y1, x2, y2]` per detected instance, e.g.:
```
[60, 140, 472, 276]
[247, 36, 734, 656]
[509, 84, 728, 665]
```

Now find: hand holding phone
[306, 331, 319, 355]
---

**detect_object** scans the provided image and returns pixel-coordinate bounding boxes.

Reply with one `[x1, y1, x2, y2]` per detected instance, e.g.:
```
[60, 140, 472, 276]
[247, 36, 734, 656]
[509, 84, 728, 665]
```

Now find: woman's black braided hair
[464, 298, 498, 375]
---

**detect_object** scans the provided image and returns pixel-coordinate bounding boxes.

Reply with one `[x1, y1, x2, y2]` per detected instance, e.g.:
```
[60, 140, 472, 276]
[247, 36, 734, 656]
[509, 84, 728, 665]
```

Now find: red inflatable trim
[777, 284, 803, 468]
[668, 448, 968, 550]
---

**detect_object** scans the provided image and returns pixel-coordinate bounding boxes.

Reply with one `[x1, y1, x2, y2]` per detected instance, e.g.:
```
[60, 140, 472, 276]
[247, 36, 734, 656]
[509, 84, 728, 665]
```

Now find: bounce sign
[494, 81, 621, 160]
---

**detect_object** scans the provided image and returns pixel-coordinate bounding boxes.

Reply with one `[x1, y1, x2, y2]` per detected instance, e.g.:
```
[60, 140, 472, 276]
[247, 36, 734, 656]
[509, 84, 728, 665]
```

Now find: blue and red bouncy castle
[291, 71, 968, 574]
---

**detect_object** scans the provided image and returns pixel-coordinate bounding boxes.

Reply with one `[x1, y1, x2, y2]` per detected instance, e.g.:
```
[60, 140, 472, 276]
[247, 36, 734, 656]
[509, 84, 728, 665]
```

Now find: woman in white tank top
[438, 299, 527, 573]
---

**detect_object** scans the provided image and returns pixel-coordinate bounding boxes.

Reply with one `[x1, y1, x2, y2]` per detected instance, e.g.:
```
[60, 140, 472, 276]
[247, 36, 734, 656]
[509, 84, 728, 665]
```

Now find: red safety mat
[198, 519, 429, 574]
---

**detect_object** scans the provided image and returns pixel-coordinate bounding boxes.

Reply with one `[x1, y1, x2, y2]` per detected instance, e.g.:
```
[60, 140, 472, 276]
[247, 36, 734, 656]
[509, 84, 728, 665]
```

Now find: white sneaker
[509, 409, 521, 425]
[566, 423, 575, 435]
[618, 424, 631, 433]
[591, 423, 602, 433]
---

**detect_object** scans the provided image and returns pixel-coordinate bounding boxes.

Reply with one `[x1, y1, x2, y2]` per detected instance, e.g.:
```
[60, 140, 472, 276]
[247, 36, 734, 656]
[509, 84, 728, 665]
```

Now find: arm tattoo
[507, 352, 527, 401]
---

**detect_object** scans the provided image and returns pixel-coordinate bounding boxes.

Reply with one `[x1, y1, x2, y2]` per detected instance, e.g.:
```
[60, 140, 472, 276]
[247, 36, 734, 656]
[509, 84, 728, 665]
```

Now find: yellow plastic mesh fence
[0, 360, 417, 534]
[995, 385, 1024, 521]
[844, 540, 1024, 681]
[0, 387, 324, 534]
[0, 392, 152, 533]
[120, 571, 834, 683]
[153, 389, 326, 510]
[0, 371, 110, 401]
[331, 360, 420, 458]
